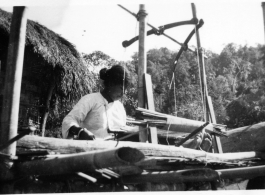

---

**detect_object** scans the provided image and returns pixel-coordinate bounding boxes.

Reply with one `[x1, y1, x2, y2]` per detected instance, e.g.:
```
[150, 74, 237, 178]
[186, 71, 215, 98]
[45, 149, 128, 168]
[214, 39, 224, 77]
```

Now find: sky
[0, 0, 265, 61]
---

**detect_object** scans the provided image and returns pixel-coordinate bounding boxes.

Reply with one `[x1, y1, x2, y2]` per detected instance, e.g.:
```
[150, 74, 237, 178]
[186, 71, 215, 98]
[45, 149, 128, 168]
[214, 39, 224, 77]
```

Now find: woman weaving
[62, 65, 130, 140]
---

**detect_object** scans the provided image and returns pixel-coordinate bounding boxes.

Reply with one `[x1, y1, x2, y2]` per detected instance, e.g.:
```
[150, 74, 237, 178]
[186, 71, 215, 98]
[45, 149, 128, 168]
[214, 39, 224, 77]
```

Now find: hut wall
[0, 8, 92, 136]
[0, 50, 42, 133]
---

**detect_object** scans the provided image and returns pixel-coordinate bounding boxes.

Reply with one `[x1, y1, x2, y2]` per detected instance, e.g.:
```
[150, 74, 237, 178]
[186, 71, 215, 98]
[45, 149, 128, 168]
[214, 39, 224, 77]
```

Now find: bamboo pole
[165, 114, 226, 135]
[16, 136, 265, 163]
[207, 96, 223, 153]
[262, 2, 265, 44]
[220, 122, 265, 153]
[118, 4, 189, 50]
[175, 122, 209, 146]
[0, 6, 27, 155]
[15, 147, 144, 177]
[121, 165, 265, 184]
[144, 73, 158, 144]
[191, 3, 208, 121]
[121, 168, 219, 184]
[41, 81, 55, 137]
[218, 165, 265, 179]
[191, 4, 224, 153]
[16, 121, 265, 155]
[111, 165, 143, 176]
[0, 7, 27, 193]
[137, 5, 148, 142]
[76, 172, 97, 183]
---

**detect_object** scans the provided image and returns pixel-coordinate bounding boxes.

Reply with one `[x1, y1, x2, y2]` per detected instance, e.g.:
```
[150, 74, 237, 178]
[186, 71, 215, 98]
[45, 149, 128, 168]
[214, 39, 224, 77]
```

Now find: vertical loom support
[144, 73, 158, 144]
[0, 6, 27, 156]
[262, 2, 265, 44]
[0, 6, 27, 193]
[137, 5, 148, 142]
[191, 3, 223, 153]
[191, 3, 208, 121]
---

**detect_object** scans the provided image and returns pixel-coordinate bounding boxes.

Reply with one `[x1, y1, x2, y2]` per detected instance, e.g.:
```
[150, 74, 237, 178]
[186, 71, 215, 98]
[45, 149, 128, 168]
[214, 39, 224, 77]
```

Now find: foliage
[120, 61, 138, 116]
[209, 44, 265, 128]
[82, 51, 118, 92]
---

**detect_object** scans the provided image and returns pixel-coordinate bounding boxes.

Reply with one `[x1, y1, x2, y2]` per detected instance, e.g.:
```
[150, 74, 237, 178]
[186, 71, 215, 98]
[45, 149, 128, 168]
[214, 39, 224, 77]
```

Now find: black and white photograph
[0, 0, 265, 193]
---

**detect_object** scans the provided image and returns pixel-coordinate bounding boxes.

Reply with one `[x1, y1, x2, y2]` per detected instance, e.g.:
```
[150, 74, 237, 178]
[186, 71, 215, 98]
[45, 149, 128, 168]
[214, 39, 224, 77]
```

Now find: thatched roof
[0, 8, 93, 101]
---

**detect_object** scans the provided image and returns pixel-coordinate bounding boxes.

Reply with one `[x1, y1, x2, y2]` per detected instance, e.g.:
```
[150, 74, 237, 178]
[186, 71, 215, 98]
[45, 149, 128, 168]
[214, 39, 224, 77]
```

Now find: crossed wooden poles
[118, 4, 222, 153]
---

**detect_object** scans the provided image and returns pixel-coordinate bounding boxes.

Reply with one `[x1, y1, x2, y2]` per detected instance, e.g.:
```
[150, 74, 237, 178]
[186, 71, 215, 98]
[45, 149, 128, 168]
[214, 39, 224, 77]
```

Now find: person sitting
[62, 64, 131, 140]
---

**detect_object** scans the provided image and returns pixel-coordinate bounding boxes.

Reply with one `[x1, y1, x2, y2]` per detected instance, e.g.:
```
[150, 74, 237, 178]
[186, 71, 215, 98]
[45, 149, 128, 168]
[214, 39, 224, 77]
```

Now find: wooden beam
[220, 122, 265, 153]
[0, 6, 27, 156]
[164, 114, 225, 135]
[15, 147, 144, 177]
[192, 3, 222, 154]
[0, 7, 27, 192]
[175, 122, 209, 147]
[121, 165, 265, 184]
[218, 165, 265, 179]
[111, 165, 143, 176]
[137, 5, 148, 142]
[191, 3, 207, 121]
[16, 136, 265, 162]
[41, 82, 55, 137]
[206, 96, 223, 153]
[121, 168, 219, 184]
[144, 73, 158, 144]
[261, 2, 265, 44]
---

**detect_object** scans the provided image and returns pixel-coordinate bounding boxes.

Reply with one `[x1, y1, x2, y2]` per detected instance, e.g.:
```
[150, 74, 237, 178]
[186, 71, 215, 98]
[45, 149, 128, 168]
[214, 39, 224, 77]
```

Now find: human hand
[175, 134, 202, 149]
[78, 128, 95, 140]
[199, 132, 212, 152]
[175, 132, 212, 151]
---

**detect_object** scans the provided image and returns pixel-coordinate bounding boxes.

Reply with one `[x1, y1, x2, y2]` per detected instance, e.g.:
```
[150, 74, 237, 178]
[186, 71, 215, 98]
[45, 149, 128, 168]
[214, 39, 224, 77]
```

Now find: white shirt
[62, 92, 126, 139]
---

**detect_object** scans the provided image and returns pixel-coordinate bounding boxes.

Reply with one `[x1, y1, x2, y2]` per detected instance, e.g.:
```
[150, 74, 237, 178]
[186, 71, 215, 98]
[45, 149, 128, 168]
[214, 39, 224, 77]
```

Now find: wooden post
[144, 73, 158, 144]
[16, 147, 144, 177]
[191, 4, 223, 153]
[191, 3, 208, 121]
[220, 122, 265, 153]
[0, 6, 27, 193]
[218, 165, 265, 179]
[41, 81, 55, 137]
[121, 168, 219, 184]
[17, 136, 265, 162]
[262, 2, 265, 44]
[206, 96, 223, 153]
[0, 6, 27, 156]
[137, 5, 148, 142]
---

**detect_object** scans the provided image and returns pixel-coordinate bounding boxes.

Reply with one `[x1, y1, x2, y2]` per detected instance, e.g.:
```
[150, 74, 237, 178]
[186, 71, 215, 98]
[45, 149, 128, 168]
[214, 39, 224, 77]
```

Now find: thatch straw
[0, 8, 93, 101]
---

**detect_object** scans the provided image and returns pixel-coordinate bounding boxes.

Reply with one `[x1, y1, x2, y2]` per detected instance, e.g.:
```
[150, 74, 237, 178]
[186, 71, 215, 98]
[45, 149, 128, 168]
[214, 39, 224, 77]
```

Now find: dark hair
[99, 65, 130, 88]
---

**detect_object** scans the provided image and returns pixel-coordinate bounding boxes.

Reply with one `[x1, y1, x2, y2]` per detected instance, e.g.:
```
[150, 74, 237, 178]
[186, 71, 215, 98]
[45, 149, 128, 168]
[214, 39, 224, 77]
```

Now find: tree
[213, 44, 265, 128]
[131, 47, 205, 120]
